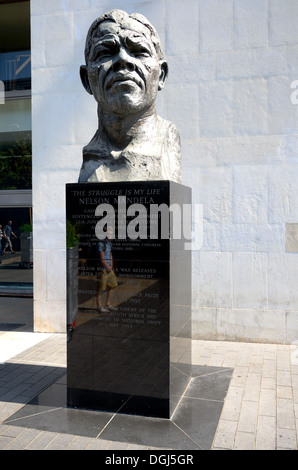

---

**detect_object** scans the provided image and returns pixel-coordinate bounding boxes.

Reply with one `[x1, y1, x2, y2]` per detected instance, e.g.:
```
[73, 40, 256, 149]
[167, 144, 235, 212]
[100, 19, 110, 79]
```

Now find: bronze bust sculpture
[78, 9, 181, 183]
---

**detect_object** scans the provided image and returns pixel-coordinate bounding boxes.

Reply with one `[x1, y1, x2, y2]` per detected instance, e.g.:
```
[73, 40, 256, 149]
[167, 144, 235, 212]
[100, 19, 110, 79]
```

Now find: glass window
[0, 1, 31, 190]
[0, 50, 31, 92]
[0, 1, 32, 304]
[0, 2, 30, 52]
[0, 207, 33, 297]
[0, 99, 31, 189]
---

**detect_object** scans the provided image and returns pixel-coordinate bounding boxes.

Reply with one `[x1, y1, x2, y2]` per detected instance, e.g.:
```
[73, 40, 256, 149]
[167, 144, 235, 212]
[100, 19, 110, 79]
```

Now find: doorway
[0, 206, 33, 332]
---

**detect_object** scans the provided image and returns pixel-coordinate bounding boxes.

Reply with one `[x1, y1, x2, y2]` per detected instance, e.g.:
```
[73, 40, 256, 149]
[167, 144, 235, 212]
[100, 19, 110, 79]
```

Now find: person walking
[0, 225, 3, 262]
[96, 226, 118, 313]
[3, 220, 17, 253]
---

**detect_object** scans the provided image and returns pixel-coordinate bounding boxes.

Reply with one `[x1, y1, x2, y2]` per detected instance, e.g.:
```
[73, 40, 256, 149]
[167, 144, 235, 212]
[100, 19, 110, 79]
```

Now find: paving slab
[0, 320, 297, 450]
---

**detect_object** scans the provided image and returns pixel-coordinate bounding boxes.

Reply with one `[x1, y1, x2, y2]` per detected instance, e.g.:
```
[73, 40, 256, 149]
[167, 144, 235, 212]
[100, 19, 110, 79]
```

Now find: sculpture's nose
[112, 47, 135, 73]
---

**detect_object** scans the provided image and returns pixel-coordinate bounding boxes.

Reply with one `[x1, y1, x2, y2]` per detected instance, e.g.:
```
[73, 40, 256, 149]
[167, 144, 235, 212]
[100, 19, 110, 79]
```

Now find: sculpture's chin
[99, 82, 158, 117]
[104, 96, 149, 117]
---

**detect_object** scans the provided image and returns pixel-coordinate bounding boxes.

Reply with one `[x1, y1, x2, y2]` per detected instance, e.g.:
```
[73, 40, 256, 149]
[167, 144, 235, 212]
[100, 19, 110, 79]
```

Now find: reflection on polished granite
[5, 364, 233, 450]
[0, 297, 33, 333]
[0, 252, 33, 297]
[66, 181, 192, 419]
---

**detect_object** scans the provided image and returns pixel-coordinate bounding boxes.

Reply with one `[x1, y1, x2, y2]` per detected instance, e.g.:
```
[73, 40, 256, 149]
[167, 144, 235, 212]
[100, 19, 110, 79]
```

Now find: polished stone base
[4, 365, 233, 450]
[66, 181, 191, 418]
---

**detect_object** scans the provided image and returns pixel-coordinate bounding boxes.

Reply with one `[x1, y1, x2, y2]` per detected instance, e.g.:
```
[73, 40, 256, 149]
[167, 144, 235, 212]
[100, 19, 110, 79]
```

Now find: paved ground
[0, 252, 33, 284]
[0, 330, 297, 450]
[0, 297, 298, 450]
[194, 340, 298, 450]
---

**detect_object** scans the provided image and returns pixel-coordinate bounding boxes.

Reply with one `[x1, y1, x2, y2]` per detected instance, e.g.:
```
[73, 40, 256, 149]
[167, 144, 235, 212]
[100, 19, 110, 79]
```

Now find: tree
[0, 135, 32, 189]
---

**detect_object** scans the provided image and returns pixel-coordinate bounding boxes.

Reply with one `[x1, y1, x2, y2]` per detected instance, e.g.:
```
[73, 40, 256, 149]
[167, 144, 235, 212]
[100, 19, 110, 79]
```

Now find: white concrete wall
[31, 0, 298, 343]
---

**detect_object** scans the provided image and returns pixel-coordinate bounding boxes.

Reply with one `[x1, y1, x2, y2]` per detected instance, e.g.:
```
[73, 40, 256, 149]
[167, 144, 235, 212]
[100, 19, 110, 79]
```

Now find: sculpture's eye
[134, 48, 151, 58]
[92, 39, 119, 61]
[125, 37, 152, 59]
[96, 49, 113, 59]
[95, 45, 118, 61]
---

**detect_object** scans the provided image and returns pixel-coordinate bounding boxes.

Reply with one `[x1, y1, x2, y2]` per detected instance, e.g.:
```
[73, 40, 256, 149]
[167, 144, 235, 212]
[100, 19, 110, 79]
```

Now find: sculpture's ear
[158, 60, 168, 90]
[80, 65, 93, 95]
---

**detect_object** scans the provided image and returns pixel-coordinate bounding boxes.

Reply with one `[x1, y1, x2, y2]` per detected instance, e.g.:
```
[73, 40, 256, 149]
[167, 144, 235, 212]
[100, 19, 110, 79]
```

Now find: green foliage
[0, 137, 32, 190]
[66, 220, 80, 249]
[19, 223, 32, 233]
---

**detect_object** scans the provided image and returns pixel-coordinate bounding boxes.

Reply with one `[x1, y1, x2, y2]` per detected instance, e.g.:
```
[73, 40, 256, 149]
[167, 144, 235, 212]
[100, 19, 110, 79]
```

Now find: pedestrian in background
[0, 224, 3, 259]
[3, 220, 17, 253]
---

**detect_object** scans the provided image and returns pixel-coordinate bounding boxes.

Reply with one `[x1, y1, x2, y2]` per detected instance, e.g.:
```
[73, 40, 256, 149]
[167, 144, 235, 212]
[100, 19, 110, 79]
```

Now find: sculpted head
[80, 10, 168, 116]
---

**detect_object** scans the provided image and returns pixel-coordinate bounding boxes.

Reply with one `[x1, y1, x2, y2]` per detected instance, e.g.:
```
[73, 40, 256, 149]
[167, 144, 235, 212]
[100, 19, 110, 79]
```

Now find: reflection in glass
[0, 207, 33, 294]
[0, 1, 32, 299]
[0, 51, 31, 92]
[0, 98, 31, 189]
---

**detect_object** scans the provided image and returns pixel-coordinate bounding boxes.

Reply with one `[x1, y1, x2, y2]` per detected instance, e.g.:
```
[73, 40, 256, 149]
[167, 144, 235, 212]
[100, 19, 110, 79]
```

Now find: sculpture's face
[85, 18, 167, 115]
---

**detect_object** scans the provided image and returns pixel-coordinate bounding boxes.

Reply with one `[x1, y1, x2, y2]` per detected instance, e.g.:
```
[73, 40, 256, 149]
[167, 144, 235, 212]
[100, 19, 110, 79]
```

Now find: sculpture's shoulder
[82, 130, 110, 160]
[157, 117, 182, 183]
[78, 117, 182, 183]
[157, 116, 180, 142]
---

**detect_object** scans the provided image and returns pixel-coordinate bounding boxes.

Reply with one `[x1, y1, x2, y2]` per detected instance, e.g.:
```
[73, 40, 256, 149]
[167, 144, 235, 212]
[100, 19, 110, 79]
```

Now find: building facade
[0, 0, 32, 294]
[2, 0, 298, 343]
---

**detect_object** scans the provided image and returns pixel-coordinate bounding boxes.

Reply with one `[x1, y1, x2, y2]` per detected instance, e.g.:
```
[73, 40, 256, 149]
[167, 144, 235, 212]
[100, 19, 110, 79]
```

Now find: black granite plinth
[66, 181, 191, 418]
